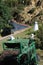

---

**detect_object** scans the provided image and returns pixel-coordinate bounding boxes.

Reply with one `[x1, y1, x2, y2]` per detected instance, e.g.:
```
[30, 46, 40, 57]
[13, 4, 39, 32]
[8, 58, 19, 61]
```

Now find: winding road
[0, 22, 30, 41]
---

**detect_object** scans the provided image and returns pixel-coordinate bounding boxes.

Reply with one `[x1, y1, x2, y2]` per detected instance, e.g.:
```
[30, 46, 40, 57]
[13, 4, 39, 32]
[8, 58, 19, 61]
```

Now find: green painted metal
[2, 38, 38, 65]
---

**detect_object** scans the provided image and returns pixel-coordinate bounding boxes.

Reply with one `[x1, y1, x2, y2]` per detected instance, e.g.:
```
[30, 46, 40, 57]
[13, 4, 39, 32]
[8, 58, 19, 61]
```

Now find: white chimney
[34, 21, 39, 31]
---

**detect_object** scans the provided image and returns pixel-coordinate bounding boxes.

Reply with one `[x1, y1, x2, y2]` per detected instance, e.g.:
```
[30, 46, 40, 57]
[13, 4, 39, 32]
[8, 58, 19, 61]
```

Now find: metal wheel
[20, 54, 28, 65]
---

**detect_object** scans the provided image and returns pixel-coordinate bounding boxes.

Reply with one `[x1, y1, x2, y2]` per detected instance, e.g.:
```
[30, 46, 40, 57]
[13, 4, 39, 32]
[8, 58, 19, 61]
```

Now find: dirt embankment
[18, 0, 43, 24]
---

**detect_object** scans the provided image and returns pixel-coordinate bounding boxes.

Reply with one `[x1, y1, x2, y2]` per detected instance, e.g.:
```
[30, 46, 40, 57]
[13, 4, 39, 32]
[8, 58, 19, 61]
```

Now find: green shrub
[35, 23, 43, 49]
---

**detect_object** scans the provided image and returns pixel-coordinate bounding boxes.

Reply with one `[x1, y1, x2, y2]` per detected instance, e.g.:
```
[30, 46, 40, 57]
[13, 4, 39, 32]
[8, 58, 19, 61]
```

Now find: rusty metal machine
[0, 38, 38, 65]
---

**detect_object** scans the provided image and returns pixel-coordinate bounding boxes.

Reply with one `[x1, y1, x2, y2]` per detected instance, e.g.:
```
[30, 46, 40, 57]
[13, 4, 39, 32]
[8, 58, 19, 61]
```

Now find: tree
[0, 1, 12, 30]
[4, 0, 19, 7]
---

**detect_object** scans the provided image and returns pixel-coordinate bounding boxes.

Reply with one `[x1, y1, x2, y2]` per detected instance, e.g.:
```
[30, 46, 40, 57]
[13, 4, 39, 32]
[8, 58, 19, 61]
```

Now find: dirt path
[0, 26, 30, 41]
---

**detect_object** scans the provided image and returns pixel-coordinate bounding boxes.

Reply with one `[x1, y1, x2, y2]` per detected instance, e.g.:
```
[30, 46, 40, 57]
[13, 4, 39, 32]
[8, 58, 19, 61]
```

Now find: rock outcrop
[19, 0, 43, 24]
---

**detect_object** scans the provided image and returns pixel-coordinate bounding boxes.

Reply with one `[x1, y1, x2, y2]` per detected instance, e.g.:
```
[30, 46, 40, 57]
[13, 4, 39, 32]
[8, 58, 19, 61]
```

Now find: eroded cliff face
[19, 0, 43, 24]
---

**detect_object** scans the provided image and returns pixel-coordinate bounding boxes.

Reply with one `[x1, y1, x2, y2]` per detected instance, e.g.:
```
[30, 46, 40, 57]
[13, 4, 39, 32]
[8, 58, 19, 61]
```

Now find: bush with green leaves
[0, 1, 12, 32]
[35, 23, 43, 49]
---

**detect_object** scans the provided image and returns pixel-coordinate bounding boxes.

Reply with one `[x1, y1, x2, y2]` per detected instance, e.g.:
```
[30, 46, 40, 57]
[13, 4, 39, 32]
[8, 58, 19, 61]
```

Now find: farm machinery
[0, 37, 38, 65]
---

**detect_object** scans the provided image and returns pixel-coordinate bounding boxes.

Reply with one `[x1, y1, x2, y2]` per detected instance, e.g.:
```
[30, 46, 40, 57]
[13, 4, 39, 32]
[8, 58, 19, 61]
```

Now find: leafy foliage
[35, 23, 43, 49]
[0, 0, 12, 31]
[4, 0, 19, 7]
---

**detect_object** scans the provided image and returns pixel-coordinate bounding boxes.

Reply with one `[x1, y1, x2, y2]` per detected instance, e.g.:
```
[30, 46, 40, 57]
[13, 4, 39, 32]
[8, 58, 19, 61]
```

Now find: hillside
[18, 0, 43, 24]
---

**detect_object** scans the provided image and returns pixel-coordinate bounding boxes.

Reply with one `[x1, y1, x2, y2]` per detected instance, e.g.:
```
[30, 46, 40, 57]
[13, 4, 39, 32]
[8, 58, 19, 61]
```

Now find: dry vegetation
[19, 0, 43, 24]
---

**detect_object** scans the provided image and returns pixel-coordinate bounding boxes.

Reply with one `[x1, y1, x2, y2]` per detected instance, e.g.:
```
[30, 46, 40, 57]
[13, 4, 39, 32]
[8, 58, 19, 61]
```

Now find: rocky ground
[19, 0, 43, 24]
